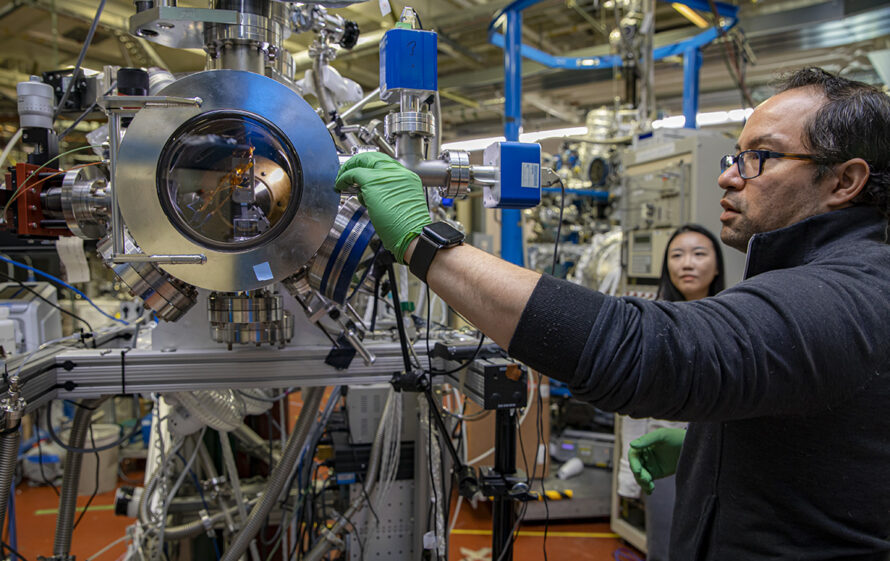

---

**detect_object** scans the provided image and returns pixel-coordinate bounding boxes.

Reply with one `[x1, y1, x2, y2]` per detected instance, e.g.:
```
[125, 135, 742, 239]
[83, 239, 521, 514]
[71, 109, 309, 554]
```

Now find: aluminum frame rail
[4, 341, 429, 408]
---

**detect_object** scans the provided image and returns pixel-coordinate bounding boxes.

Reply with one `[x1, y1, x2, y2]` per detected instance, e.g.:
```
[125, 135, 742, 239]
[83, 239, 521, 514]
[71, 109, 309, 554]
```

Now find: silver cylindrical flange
[384, 111, 435, 141]
[440, 149, 470, 199]
[17, 77, 54, 129]
[208, 290, 294, 348]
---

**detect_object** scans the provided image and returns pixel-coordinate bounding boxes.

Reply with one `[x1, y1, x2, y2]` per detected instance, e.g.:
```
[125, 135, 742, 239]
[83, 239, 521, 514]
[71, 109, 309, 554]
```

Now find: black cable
[0, 272, 94, 334]
[53, 0, 107, 121]
[536, 372, 549, 561]
[427, 403, 440, 560]
[59, 81, 115, 140]
[72, 424, 100, 530]
[551, 177, 566, 278]
[704, 0, 755, 108]
[369, 273, 381, 332]
[45, 406, 141, 454]
[429, 332, 485, 377]
[386, 261, 414, 373]
[33, 412, 60, 496]
[1, 540, 30, 561]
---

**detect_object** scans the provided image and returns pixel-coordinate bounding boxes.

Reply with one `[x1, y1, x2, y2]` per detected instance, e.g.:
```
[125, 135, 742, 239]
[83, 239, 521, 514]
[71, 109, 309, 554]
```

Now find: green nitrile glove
[627, 427, 687, 495]
[335, 152, 431, 264]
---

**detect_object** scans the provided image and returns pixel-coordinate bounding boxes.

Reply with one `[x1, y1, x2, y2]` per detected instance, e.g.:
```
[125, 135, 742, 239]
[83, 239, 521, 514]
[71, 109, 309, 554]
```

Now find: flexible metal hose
[164, 497, 260, 540]
[219, 387, 324, 561]
[237, 389, 273, 416]
[173, 390, 244, 432]
[303, 388, 393, 561]
[0, 426, 20, 535]
[53, 397, 108, 558]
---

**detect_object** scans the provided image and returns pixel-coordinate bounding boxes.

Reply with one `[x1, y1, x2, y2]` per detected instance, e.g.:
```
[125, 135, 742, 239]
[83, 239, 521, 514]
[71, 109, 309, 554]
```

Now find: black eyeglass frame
[720, 149, 818, 180]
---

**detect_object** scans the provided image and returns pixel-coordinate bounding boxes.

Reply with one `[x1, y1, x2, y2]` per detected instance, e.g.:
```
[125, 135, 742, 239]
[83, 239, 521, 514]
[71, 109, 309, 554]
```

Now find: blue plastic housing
[483, 141, 542, 209]
[379, 28, 438, 102]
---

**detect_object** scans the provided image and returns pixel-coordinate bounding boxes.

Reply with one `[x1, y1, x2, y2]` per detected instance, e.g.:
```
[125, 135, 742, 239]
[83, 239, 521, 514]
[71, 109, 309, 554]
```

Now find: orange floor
[11, 390, 642, 560]
[11, 476, 642, 561]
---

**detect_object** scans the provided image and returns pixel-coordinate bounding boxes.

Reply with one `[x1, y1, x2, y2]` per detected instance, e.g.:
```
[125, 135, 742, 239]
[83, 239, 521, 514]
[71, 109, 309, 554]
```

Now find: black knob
[117, 68, 150, 96]
[133, 1, 154, 13]
[339, 20, 360, 50]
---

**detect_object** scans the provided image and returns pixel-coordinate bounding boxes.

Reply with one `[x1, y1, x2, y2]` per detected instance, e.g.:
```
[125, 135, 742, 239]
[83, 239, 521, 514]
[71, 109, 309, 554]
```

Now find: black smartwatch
[408, 222, 464, 283]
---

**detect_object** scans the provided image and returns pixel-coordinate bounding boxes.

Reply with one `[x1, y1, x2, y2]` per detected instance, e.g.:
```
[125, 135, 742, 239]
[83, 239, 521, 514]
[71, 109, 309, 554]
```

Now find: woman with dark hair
[656, 223, 725, 302]
[630, 224, 724, 561]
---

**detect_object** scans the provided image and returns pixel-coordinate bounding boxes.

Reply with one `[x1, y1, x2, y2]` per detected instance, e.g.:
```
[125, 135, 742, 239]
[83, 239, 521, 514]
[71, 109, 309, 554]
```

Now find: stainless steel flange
[440, 149, 470, 199]
[208, 291, 294, 349]
[116, 70, 339, 292]
[61, 166, 110, 240]
[98, 234, 198, 322]
[384, 111, 436, 141]
[308, 197, 378, 305]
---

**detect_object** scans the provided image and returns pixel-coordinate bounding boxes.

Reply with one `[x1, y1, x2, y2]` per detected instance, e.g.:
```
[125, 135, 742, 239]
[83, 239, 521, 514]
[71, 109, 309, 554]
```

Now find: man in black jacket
[336, 67, 890, 560]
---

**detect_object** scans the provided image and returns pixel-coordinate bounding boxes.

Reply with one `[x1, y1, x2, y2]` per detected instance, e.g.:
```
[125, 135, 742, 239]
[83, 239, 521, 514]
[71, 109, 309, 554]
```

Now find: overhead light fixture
[671, 3, 710, 29]
[652, 108, 753, 129]
[441, 126, 589, 151]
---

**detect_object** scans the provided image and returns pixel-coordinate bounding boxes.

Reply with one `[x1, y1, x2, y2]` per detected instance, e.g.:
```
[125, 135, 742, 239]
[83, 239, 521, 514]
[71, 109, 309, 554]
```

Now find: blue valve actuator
[482, 142, 542, 209]
[379, 27, 438, 102]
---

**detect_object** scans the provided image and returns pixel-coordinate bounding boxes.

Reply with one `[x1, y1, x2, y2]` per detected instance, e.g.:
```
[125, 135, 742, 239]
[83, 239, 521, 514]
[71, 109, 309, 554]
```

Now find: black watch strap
[409, 223, 464, 283]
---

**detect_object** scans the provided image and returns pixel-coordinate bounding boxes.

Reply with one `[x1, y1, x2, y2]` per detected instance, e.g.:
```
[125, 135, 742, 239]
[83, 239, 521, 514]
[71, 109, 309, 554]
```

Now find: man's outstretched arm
[335, 151, 542, 349]
[403, 239, 541, 349]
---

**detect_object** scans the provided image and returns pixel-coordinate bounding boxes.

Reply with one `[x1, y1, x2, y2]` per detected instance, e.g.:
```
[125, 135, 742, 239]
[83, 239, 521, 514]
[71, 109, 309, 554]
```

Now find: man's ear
[827, 158, 870, 208]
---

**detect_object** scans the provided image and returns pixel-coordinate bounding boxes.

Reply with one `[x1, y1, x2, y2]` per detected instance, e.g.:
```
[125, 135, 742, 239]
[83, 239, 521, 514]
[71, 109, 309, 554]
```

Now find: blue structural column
[683, 46, 702, 129]
[501, 8, 524, 266]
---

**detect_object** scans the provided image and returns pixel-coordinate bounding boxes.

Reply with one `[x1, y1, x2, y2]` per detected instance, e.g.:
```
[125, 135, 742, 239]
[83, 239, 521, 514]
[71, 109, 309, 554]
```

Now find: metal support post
[492, 408, 518, 561]
[109, 112, 124, 256]
[502, 8, 524, 266]
[683, 46, 702, 129]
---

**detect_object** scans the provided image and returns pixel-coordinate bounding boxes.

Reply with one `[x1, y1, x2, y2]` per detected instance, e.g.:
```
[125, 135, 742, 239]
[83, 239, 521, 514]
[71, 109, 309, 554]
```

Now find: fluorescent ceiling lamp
[519, 126, 588, 142]
[653, 108, 753, 128]
[442, 126, 589, 151]
[443, 110, 754, 149]
[671, 3, 710, 29]
[441, 135, 506, 151]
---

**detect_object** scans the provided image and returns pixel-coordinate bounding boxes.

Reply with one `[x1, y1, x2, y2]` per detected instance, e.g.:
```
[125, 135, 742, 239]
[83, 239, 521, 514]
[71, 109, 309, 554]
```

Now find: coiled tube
[53, 397, 108, 558]
[219, 387, 324, 561]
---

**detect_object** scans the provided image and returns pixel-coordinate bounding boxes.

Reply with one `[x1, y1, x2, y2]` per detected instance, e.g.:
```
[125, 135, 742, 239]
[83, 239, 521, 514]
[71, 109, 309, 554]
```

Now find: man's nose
[718, 163, 744, 191]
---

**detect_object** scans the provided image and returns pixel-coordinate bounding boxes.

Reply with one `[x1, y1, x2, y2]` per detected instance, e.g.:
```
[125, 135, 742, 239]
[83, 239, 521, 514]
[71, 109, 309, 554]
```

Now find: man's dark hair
[656, 224, 725, 302]
[774, 67, 890, 218]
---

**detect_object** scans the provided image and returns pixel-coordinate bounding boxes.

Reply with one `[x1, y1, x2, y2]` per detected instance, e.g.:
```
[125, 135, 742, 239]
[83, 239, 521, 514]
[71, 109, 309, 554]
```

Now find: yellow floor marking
[36, 504, 114, 516]
[450, 528, 618, 539]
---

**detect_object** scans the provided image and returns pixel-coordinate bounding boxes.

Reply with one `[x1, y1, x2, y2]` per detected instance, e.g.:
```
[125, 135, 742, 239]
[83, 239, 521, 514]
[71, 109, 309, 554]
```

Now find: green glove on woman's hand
[334, 152, 431, 264]
[627, 427, 687, 494]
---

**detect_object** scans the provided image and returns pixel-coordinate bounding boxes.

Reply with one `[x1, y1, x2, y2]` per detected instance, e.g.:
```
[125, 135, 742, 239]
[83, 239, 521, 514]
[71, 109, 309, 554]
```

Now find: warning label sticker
[521, 162, 540, 189]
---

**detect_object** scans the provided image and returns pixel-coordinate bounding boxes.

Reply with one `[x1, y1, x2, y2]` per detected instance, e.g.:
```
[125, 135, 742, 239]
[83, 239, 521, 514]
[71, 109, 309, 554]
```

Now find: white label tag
[253, 261, 273, 281]
[521, 162, 540, 189]
[379, 0, 391, 17]
[56, 237, 90, 283]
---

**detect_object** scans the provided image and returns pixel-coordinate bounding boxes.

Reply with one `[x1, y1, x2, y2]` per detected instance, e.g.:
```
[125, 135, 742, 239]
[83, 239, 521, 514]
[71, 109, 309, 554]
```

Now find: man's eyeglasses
[720, 150, 817, 180]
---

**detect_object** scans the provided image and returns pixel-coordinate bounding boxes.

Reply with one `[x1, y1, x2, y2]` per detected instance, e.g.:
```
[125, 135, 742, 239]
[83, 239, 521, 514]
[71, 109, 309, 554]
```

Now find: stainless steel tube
[53, 397, 108, 558]
[303, 388, 393, 561]
[219, 43, 265, 74]
[0, 428, 20, 535]
[219, 387, 324, 561]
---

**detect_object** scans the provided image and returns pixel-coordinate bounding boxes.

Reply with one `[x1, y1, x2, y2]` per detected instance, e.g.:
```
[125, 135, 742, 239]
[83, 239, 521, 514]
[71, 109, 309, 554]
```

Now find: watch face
[424, 222, 464, 245]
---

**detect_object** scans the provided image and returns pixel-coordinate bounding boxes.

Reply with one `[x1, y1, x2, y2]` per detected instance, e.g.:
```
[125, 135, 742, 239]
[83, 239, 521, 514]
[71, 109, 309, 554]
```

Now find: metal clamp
[441, 149, 471, 199]
[384, 111, 436, 140]
[102, 95, 203, 113]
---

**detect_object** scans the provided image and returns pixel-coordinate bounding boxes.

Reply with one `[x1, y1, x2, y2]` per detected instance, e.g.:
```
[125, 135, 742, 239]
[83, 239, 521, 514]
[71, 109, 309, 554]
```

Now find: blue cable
[178, 452, 222, 561]
[0, 255, 128, 326]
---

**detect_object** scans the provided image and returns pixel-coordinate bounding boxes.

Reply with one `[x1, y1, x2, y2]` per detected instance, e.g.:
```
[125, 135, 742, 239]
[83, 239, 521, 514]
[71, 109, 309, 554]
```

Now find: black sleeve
[509, 266, 890, 422]
[507, 274, 608, 383]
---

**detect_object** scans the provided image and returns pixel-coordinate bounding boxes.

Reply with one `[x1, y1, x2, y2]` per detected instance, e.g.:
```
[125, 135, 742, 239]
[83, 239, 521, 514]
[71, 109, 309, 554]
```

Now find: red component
[2, 162, 72, 238]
